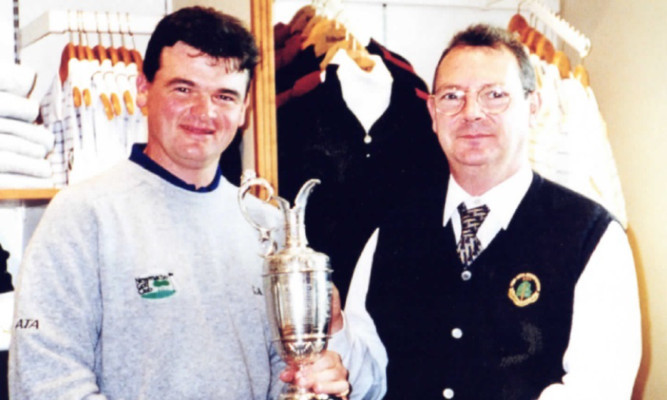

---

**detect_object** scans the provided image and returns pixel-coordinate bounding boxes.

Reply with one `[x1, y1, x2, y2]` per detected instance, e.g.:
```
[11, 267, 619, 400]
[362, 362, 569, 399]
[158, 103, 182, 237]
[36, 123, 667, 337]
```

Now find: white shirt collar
[443, 166, 533, 247]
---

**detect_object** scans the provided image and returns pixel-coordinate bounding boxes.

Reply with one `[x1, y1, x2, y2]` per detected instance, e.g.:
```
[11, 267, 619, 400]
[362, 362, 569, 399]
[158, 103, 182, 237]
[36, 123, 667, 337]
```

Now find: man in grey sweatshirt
[9, 7, 382, 399]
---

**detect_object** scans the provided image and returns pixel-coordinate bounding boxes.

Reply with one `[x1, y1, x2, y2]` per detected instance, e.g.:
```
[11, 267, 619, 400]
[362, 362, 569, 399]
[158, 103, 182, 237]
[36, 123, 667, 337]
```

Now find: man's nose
[460, 94, 484, 120]
[190, 94, 216, 119]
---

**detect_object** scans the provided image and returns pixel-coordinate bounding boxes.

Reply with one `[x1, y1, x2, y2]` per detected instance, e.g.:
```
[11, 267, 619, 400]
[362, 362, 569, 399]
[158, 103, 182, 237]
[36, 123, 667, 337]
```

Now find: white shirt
[333, 166, 641, 399]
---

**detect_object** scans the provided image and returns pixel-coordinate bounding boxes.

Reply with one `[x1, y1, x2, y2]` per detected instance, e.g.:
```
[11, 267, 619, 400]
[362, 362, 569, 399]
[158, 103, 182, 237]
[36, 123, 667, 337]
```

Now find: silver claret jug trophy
[239, 172, 333, 400]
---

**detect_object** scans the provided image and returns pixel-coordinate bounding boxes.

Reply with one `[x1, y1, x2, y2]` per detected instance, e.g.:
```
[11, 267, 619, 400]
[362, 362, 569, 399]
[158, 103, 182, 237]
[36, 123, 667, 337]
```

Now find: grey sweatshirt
[10, 159, 286, 399]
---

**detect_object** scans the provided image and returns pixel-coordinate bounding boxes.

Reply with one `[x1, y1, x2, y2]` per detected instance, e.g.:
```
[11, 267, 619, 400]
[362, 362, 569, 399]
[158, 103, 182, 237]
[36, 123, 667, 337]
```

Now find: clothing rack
[19, 10, 161, 50]
[522, 0, 591, 58]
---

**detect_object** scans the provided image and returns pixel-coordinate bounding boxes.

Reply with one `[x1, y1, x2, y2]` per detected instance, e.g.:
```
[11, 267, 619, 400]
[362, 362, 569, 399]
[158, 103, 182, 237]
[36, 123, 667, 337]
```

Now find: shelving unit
[0, 189, 58, 201]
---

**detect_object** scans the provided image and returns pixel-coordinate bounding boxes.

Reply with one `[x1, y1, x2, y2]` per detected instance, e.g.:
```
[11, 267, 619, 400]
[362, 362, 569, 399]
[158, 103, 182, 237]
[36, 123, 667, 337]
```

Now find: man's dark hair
[143, 6, 260, 91]
[433, 24, 535, 94]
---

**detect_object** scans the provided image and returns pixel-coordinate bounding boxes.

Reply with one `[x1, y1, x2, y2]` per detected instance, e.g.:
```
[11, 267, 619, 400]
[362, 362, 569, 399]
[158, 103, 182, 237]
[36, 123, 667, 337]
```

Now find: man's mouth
[181, 124, 215, 135]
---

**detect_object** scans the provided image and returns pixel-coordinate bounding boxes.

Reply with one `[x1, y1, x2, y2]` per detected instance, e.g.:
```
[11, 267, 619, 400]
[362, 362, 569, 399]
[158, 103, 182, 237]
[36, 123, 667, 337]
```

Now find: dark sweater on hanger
[276, 38, 429, 108]
[277, 63, 447, 304]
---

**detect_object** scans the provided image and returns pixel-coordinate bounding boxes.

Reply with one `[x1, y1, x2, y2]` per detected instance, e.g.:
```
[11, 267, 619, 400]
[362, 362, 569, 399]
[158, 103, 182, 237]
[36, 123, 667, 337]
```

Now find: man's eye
[485, 88, 509, 99]
[439, 91, 463, 102]
[175, 87, 190, 93]
[217, 94, 234, 102]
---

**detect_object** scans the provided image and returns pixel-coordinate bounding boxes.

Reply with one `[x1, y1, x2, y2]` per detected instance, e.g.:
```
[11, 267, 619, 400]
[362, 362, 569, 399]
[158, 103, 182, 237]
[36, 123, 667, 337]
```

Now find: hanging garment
[527, 54, 627, 227]
[40, 75, 68, 187]
[277, 63, 447, 303]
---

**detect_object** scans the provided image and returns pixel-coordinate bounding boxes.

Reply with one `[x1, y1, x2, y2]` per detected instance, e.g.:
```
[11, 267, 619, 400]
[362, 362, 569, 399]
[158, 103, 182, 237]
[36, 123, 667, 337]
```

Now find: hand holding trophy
[239, 172, 338, 400]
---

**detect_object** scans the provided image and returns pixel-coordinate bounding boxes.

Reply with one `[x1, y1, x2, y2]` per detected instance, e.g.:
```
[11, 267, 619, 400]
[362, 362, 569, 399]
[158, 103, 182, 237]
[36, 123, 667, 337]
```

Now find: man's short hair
[143, 6, 260, 90]
[432, 24, 536, 94]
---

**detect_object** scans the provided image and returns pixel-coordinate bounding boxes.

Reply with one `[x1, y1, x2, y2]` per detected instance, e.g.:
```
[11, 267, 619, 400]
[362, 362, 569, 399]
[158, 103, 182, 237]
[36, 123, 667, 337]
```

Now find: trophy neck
[284, 207, 309, 249]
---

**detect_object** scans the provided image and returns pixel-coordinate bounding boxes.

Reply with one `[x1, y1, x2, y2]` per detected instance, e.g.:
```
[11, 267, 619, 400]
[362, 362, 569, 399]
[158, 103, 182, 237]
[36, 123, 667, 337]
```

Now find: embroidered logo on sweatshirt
[135, 273, 176, 299]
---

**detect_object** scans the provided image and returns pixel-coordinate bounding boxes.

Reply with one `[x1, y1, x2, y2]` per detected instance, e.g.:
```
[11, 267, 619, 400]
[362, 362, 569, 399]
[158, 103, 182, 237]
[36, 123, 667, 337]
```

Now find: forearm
[328, 311, 386, 400]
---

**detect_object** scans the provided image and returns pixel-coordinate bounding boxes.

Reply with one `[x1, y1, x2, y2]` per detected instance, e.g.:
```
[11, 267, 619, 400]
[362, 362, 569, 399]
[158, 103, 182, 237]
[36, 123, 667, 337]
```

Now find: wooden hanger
[76, 11, 95, 108]
[320, 32, 375, 72]
[313, 20, 348, 57]
[301, 17, 333, 52]
[534, 32, 555, 63]
[105, 12, 123, 117]
[508, 13, 529, 38]
[552, 50, 571, 79]
[300, 12, 326, 41]
[117, 13, 136, 115]
[289, 4, 317, 34]
[93, 12, 114, 120]
[573, 64, 589, 87]
[59, 14, 79, 105]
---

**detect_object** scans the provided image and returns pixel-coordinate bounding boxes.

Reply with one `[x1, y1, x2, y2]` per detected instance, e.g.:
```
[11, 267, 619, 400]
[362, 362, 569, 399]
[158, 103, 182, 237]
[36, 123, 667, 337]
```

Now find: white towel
[0, 173, 54, 189]
[0, 117, 54, 151]
[0, 92, 40, 122]
[0, 62, 37, 97]
[0, 133, 48, 158]
[0, 151, 53, 178]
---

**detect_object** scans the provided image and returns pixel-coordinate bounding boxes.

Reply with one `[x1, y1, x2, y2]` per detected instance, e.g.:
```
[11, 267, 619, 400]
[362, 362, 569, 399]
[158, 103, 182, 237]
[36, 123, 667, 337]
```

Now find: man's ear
[528, 90, 542, 128]
[136, 73, 149, 108]
[426, 95, 438, 133]
[237, 94, 251, 129]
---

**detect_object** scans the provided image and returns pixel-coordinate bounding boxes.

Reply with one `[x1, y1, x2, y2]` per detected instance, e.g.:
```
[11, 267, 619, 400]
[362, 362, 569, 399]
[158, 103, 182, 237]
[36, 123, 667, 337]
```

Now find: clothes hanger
[320, 31, 375, 72]
[59, 11, 81, 108]
[125, 13, 144, 74]
[300, 1, 329, 41]
[76, 11, 95, 108]
[508, 13, 529, 38]
[551, 50, 571, 79]
[117, 12, 136, 115]
[92, 12, 114, 120]
[573, 63, 589, 87]
[289, 4, 317, 34]
[105, 12, 122, 117]
[313, 18, 348, 57]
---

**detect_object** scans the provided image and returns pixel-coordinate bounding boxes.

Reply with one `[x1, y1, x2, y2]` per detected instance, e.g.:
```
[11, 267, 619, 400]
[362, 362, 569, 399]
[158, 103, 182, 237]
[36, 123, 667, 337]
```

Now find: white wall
[560, 1, 667, 398]
[274, 0, 559, 90]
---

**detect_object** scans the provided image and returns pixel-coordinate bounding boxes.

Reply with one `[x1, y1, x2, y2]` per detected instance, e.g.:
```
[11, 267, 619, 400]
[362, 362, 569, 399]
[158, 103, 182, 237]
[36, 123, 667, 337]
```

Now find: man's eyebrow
[165, 78, 195, 87]
[214, 88, 242, 97]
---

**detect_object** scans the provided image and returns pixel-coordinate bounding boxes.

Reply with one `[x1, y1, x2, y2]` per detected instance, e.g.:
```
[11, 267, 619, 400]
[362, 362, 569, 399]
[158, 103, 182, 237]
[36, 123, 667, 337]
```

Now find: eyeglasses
[430, 85, 517, 116]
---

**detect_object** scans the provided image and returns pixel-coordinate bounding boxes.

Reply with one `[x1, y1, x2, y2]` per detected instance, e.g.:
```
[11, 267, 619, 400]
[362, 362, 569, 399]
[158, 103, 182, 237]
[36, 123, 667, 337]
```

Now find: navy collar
[129, 143, 222, 192]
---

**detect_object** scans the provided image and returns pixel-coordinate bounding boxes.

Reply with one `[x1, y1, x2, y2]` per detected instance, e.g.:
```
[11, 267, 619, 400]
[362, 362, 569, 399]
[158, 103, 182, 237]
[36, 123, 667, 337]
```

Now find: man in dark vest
[330, 24, 641, 399]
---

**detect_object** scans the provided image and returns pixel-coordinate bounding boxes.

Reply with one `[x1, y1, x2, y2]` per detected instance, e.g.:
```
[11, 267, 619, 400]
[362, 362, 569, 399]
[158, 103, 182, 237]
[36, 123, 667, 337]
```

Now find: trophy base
[279, 384, 333, 400]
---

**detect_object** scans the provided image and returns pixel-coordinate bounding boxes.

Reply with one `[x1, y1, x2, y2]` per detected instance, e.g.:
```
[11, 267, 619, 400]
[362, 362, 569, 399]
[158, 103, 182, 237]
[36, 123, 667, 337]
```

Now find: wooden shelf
[0, 188, 59, 200]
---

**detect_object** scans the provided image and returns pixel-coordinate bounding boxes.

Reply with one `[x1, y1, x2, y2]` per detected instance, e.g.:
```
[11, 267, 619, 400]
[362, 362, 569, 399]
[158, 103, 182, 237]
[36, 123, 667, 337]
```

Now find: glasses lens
[478, 86, 511, 114]
[433, 89, 465, 116]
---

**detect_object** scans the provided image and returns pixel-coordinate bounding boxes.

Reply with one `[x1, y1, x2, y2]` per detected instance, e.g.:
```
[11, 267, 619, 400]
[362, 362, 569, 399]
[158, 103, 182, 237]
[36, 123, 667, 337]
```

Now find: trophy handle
[238, 171, 286, 255]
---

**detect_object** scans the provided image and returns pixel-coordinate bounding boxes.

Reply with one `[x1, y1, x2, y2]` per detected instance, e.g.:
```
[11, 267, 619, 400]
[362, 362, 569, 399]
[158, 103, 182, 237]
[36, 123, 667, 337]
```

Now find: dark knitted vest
[366, 174, 613, 400]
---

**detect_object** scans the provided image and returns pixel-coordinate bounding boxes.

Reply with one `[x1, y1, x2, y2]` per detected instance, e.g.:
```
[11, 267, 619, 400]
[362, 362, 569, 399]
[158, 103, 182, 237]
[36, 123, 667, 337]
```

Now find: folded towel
[0, 151, 53, 178]
[0, 63, 37, 97]
[0, 133, 48, 158]
[0, 92, 39, 122]
[0, 173, 54, 189]
[0, 118, 54, 151]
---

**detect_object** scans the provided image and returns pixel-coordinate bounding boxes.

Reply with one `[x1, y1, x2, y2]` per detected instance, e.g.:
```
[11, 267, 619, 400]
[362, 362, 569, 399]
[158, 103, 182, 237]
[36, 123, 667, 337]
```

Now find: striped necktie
[456, 202, 489, 267]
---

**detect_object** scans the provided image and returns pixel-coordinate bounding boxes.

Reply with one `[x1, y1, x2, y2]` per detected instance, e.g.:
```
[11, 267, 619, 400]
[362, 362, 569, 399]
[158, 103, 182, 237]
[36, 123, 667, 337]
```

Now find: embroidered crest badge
[508, 272, 541, 307]
[135, 273, 176, 299]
